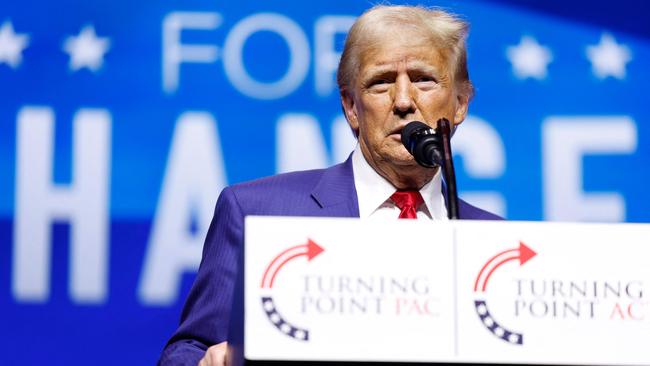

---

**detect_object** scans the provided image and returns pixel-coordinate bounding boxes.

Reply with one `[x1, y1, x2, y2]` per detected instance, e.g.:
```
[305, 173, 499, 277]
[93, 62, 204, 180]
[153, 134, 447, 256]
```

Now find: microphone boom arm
[436, 119, 459, 220]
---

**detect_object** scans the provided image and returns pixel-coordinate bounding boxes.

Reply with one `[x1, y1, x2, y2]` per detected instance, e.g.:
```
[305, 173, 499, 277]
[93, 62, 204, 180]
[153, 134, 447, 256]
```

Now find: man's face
[342, 30, 468, 182]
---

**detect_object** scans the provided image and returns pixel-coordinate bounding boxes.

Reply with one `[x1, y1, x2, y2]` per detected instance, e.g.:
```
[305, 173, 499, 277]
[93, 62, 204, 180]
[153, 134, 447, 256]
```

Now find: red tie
[390, 191, 424, 219]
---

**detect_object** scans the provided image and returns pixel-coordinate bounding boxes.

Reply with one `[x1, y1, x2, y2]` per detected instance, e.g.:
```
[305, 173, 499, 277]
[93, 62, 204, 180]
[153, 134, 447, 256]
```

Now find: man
[159, 5, 500, 366]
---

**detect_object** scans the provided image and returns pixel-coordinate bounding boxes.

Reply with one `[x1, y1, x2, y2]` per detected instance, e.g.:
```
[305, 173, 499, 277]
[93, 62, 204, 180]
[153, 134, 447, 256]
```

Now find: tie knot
[390, 191, 424, 219]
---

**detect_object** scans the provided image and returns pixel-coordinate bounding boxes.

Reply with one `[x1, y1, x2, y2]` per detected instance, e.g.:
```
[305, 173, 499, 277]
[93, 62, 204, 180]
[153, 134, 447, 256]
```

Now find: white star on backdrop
[63, 25, 111, 72]
[506, 36, 553, 80]
[0, 21, 30, 68]
[586, 33, 631, 80]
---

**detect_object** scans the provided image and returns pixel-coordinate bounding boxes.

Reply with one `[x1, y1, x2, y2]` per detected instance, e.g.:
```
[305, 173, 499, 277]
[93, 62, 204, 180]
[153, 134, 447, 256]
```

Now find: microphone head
[400, 121, 440, 168]
[400, 121, 432, 151]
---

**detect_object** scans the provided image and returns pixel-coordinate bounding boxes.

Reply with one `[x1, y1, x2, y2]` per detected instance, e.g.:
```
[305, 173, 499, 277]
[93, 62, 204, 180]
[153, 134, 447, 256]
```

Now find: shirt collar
[351, 144, 448, 220]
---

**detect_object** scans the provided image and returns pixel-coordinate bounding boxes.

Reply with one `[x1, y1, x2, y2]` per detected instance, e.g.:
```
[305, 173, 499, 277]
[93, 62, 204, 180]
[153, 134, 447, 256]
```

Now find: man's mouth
[389, 122, 416, 138]
[389, 123, 407, 136]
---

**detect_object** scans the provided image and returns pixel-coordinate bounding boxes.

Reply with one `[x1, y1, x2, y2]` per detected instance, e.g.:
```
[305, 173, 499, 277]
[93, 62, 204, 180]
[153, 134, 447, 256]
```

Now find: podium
[227, 217, 650, 365]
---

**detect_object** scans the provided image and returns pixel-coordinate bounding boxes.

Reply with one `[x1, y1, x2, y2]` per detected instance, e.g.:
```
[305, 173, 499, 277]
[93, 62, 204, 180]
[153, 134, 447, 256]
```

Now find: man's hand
[198, 341, 228, 366]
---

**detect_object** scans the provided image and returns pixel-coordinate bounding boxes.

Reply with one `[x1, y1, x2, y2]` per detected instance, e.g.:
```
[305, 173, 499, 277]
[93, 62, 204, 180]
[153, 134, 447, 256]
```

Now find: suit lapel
[310, 155, 360, 218]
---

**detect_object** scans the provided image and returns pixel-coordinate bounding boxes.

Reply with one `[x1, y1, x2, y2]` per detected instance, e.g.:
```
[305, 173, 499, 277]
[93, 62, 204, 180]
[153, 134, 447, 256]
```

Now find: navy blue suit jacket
[158, 157, 500, 365]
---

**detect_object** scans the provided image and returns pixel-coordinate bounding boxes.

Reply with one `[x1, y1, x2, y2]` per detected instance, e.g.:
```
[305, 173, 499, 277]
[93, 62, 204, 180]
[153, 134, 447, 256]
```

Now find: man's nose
[393, 75, 416, 116]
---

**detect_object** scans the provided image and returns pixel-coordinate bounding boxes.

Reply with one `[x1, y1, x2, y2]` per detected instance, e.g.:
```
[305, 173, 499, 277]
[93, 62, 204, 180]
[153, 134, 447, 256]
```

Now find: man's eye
[414, 76, 436, 83]
[365, 79, 392, 92]
[370, 79, 389, 86]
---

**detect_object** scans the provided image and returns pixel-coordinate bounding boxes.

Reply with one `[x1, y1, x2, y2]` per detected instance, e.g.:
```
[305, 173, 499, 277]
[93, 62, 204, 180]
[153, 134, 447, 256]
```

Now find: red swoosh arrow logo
[474, 241, 536, 292]
[260, 239, 325, 289]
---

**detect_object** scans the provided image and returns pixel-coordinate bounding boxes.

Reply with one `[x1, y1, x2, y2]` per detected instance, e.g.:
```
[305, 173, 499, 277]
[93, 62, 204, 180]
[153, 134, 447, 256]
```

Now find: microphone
[400, 119, 459, 219]
[400, 121, 442, 168]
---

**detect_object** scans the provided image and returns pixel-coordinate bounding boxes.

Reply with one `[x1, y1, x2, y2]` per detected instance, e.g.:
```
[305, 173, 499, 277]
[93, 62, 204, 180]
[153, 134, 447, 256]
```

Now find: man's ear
[453, 93, 469, 127]
[340, 90, 359, 136]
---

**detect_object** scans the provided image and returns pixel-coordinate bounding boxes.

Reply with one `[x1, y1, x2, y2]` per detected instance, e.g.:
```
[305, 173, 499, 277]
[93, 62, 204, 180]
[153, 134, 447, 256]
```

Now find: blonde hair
[337, 5, 473, 99]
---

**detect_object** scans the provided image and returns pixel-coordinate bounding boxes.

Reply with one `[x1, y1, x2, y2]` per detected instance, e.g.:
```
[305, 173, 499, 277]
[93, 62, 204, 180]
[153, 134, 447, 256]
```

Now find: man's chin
[366, 145, 421, 169]
[386, 152, 419, 167]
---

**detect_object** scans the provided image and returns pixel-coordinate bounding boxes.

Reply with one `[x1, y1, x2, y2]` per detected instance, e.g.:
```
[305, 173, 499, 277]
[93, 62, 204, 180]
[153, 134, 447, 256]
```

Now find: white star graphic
[0, 21, 30, 68]
[586, 33, 632, 80]
[506, 36, 553, 80]
[63, 25, 111, 72]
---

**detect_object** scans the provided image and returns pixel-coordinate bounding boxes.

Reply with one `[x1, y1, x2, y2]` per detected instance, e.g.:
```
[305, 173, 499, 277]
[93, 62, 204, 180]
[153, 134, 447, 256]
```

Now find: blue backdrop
[1, 0, 648, 364]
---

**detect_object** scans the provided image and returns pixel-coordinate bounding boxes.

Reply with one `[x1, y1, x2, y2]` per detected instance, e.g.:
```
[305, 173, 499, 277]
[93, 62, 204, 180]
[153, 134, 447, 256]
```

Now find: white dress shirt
[351, 144, 448, 220]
